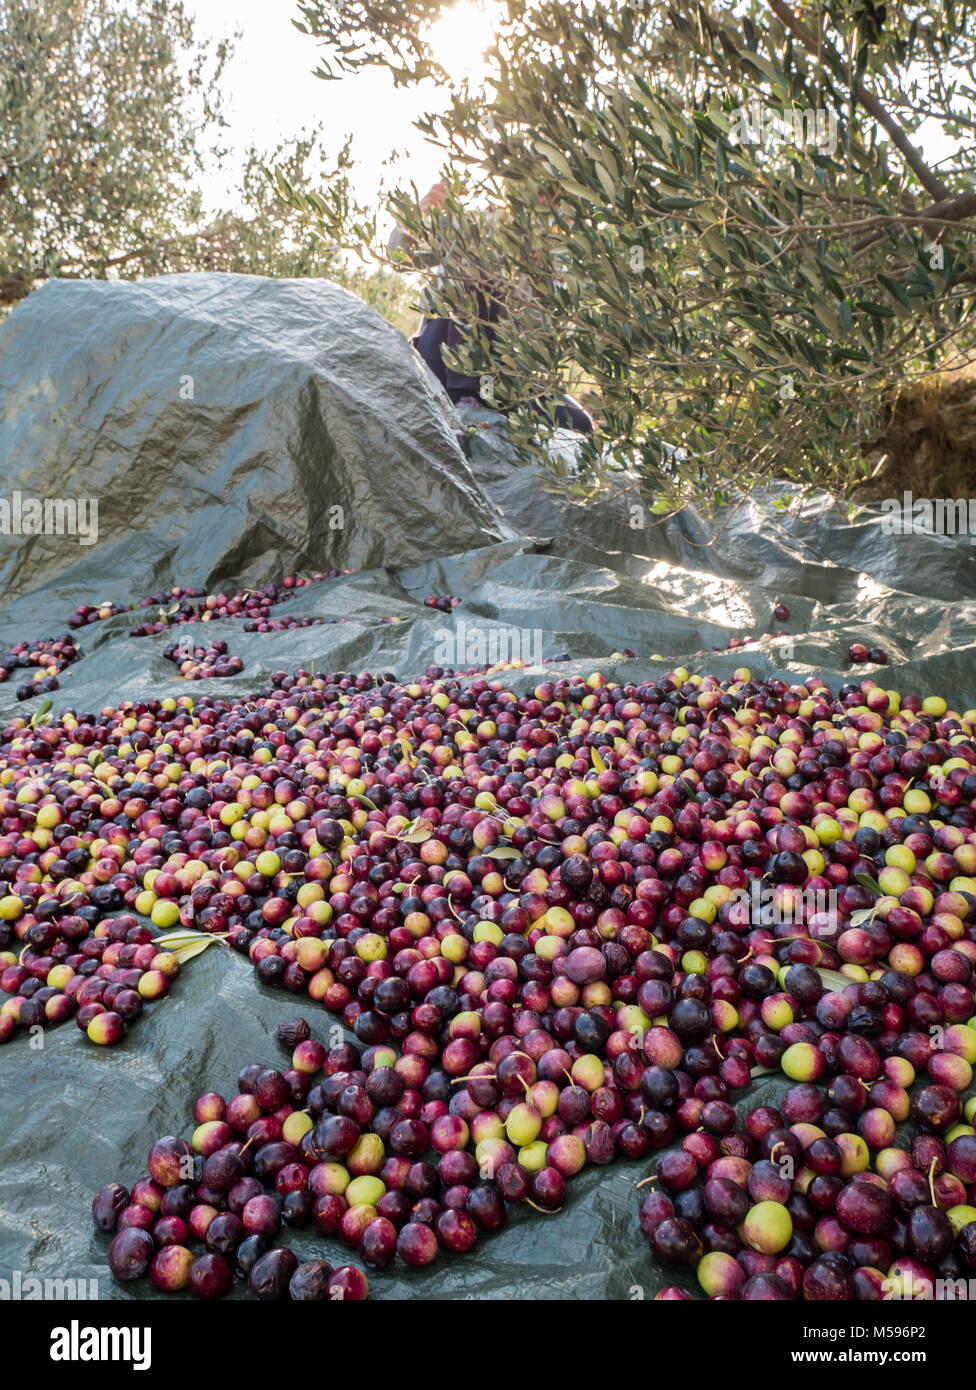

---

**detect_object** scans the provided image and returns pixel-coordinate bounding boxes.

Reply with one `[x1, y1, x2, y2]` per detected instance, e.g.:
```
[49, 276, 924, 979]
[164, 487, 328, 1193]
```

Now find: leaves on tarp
[29, 699, 53, 728]
[151, 930, 226, 964]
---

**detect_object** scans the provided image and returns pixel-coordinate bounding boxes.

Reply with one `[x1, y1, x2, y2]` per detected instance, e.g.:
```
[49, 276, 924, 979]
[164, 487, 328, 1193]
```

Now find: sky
[185, 0, 498, 232]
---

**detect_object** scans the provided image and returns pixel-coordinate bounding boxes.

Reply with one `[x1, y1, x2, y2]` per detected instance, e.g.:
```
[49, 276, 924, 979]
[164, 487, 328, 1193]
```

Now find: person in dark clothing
[390, 182, 594, 434]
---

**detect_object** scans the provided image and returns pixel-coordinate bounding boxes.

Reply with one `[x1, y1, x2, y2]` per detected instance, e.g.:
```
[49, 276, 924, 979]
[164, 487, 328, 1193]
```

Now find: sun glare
[423, 0, 497, 83]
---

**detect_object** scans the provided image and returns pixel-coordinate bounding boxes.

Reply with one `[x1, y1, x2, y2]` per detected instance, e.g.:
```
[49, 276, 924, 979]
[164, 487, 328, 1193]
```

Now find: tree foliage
[292, 0, 976, 505]
[0, 0, 412, 327]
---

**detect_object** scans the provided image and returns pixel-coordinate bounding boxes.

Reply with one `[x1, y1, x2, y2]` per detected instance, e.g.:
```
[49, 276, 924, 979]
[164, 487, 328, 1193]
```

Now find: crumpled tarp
[0, 273, 511, 639]
[0, 281, 974, 1301]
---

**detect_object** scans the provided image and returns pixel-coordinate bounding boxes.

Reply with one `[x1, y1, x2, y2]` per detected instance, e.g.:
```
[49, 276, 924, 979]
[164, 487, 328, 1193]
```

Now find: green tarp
[0, 276, 973, 1300]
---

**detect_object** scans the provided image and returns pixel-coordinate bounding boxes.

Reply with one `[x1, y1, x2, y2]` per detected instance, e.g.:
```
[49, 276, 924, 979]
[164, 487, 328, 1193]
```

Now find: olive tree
[289, 0, 976, 506]
[0, 0, 411, 328]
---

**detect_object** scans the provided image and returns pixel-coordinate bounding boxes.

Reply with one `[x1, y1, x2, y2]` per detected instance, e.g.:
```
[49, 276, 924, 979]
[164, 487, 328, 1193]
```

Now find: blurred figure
[390, 181, 593, 433]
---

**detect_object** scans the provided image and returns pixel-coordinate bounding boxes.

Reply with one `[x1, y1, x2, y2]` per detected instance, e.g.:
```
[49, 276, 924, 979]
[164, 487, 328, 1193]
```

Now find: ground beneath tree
[857, 365, 976, 503]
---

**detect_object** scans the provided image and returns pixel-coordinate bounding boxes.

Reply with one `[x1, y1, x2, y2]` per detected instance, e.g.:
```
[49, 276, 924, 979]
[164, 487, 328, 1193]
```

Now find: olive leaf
[591, 746, 607, 773]
[151, 930, 226, 964]
[169, 938, 220, 963]
[815, 967, 856, 993]
[849, 906, 878, 928]
[29, 699, 53, 728]
[348, 792, 379, 811]
[151, 931, 211, 948]
[485, 846, 524, 861]
[396, 818, 435, 844]
[853, 873, 882, 898]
